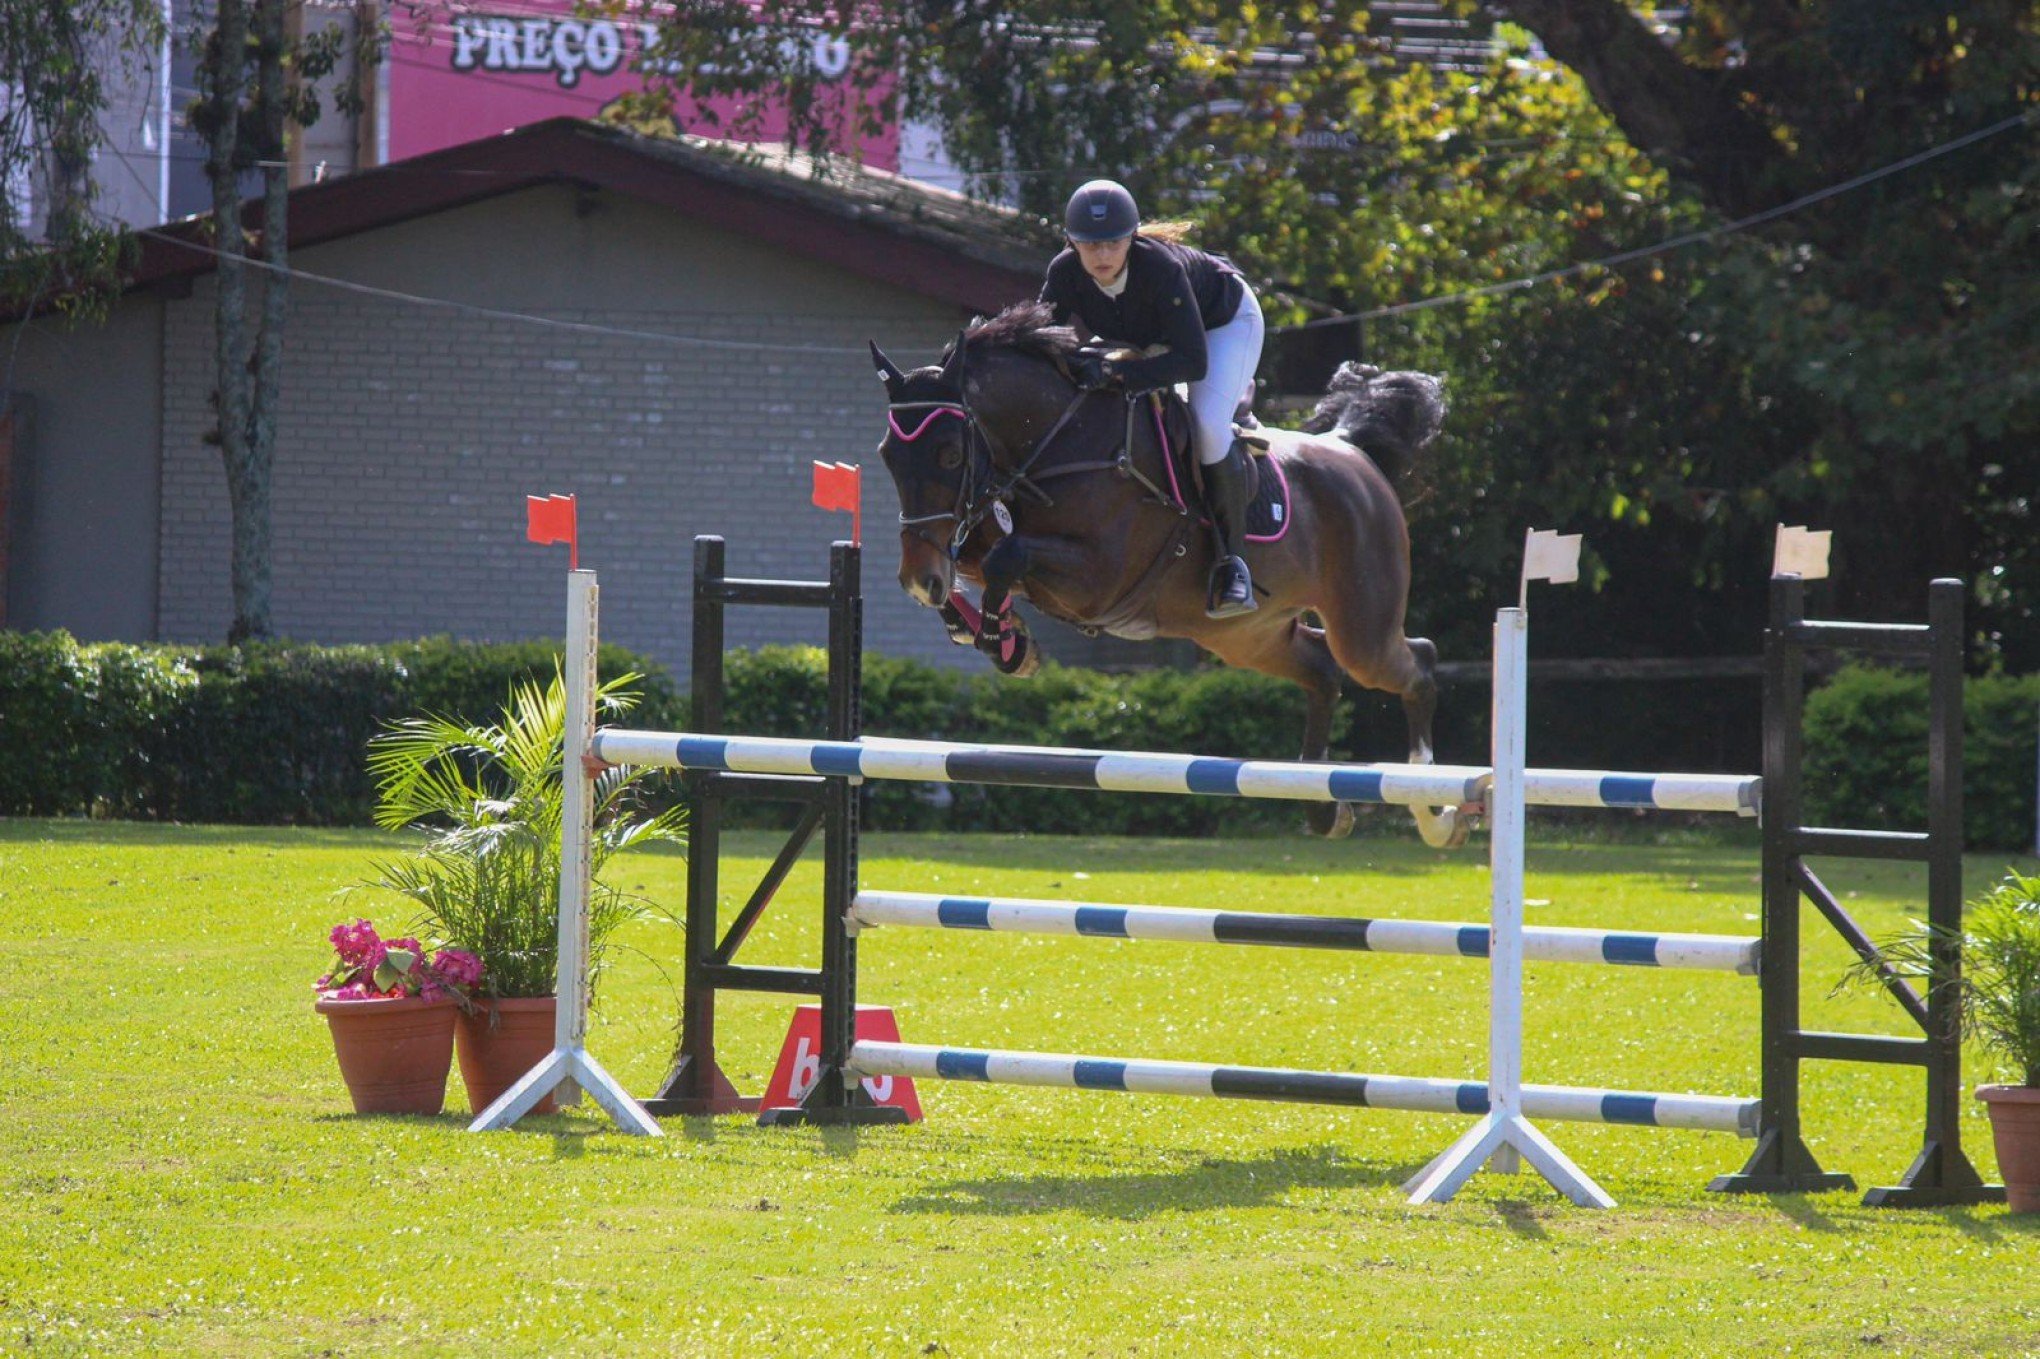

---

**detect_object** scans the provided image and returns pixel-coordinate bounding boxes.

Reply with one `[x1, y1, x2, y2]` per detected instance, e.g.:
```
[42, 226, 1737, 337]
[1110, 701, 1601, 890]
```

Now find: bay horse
[869, 301, 1469, 848]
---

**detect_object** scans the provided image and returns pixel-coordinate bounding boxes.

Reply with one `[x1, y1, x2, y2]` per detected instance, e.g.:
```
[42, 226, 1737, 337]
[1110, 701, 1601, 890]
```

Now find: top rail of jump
[591, 730, 1761, 817]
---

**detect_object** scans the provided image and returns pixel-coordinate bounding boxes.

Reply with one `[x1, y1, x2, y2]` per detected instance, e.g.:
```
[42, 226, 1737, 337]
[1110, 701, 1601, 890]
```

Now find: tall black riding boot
[1203, 440, 1258, 619]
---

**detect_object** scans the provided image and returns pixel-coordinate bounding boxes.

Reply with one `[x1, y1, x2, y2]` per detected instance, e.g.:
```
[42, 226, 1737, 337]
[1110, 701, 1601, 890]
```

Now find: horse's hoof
[1304, 802, 1355, 839]
[996, 635, 1041, 677]
[1415, 805, 1472, 850]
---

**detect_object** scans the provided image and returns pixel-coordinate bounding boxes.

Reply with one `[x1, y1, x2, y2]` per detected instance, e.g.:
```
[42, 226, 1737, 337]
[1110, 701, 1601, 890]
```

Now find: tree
[187, 0, 374, 641]
[1489, 0, 2040, 660]
[0, 0, 165, 315]
[619, 1, 2036, 662]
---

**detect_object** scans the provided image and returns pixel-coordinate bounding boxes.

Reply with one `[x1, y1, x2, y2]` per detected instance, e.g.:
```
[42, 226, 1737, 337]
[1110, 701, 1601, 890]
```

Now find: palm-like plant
[362, 671, 685, 1000]
[1845, 869, 2040, 1087]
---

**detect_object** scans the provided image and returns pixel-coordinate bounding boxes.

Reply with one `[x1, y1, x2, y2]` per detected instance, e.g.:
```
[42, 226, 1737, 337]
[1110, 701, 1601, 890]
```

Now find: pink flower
[329, 919, 381, 967]
[432, 948, 484, 989]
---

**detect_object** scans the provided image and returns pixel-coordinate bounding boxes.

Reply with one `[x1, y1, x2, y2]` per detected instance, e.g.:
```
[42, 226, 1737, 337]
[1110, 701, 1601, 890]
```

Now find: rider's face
[1072, 235, 1132, 285]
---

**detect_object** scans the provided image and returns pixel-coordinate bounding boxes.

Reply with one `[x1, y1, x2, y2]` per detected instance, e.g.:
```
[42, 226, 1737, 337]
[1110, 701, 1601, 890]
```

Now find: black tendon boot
[1203, 439, 1258, 618]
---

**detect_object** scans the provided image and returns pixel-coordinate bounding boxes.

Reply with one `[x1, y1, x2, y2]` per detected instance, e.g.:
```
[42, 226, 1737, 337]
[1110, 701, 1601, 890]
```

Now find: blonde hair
[1138, 219, 1196, 244]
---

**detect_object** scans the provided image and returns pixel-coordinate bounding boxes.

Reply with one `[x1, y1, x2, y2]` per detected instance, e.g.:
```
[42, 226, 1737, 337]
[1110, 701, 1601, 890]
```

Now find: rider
[1039, 179, 1265, 619]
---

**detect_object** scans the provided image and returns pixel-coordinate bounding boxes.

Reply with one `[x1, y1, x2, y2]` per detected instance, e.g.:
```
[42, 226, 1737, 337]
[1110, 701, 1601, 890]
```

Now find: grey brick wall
[154, 182, 1169, 683]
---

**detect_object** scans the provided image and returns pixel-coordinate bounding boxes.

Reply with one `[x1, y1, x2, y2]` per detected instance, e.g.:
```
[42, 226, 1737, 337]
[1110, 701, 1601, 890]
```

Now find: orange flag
[811, 461, 862, 544]
[526, 493, 579, 568]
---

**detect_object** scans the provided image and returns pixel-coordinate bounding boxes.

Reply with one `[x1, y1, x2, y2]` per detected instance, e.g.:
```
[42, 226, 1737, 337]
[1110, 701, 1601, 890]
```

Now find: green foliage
[1846, 868, 2040, 1087]
[1802, 664, 2040, 850]
[629, 0, 2037, 672]
[0, 0, 164, 312]
[0, 630, 676, 825]
[359, 671, 686, 1000]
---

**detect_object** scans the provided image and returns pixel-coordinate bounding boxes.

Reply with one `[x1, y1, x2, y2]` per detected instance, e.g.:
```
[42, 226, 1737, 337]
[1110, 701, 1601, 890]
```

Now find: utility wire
[128, 220, 877, 355]
[48, 97, 2040, 361]
[1273, 106, 2039, 333]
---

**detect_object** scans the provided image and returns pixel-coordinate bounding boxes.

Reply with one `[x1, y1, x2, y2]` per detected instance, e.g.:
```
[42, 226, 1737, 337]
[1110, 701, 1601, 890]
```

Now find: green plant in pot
[1845, 868, 2040, 1210]
[363, 670, 685, 1115]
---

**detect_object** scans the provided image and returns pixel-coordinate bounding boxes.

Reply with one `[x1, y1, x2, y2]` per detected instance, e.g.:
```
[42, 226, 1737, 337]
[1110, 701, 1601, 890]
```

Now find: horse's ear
[869, 341, 906, 397]
[937, 329, 968, 388]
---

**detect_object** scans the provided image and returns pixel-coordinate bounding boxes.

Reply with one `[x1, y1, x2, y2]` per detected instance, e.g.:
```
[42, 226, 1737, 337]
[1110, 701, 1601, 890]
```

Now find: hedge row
[3, 630, 2034, 848]
[1802, 665, 2039, 853]
[0, 632, 682, 825]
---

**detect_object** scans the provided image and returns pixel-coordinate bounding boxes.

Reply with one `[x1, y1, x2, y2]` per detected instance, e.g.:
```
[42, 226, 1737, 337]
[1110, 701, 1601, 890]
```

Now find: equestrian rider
[1038, 179, 1266, 619]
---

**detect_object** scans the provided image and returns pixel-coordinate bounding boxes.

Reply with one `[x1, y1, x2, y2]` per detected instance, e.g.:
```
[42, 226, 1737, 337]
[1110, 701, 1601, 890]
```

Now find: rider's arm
[1107, 260, 1207, 390]
[1039, 250, 1081, 328]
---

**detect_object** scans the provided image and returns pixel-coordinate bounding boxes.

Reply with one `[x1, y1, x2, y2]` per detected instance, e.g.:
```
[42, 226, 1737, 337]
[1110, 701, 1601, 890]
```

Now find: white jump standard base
[1409, 605, 1609, 1205]
[469, 569, 662, 1137]
[469, 1044, 661, 1136]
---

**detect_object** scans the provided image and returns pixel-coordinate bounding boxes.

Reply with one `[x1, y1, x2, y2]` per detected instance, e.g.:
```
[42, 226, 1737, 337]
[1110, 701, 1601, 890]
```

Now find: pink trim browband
[887, 406, 967, 441]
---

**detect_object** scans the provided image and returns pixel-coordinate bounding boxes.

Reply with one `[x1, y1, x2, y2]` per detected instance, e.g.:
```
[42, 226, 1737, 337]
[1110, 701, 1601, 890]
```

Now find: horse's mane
[1301, 363, 1446, 481]
[958, 301, 1083, 363]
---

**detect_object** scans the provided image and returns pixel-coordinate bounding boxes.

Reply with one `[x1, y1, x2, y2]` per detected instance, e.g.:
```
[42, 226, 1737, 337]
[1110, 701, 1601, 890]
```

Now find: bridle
[885, 377, 1098, 561]
[885, 399, 983, 556]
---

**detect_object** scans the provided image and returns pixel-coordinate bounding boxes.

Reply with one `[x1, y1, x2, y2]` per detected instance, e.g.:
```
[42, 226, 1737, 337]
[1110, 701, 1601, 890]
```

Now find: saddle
[1145, 382, 1289, 542]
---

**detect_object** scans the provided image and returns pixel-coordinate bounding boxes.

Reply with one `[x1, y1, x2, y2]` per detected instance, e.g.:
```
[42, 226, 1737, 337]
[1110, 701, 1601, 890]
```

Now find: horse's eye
[939, 442, 963, 470]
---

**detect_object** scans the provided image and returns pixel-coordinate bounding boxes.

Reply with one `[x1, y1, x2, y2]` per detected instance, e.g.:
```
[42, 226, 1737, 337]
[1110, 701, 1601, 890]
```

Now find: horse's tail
[1298, 363, 1446, 481]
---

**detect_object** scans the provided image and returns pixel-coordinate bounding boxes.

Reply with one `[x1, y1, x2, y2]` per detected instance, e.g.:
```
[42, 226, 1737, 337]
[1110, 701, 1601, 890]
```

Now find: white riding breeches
[1188, 284, 1264, 466]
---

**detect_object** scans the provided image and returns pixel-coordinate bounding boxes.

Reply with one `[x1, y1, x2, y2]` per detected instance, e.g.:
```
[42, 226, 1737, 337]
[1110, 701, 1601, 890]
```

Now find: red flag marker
[526, 493, 579, 568]
[811, 461, 862, 545]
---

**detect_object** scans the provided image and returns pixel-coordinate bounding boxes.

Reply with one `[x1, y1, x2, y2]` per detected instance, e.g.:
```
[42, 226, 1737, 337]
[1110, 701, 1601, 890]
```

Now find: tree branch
[1494, 0, 1787, 218]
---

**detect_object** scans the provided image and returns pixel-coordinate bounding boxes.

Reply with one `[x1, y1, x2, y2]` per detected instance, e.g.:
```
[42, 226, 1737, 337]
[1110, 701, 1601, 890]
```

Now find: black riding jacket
[1039, 236, 1244, 391]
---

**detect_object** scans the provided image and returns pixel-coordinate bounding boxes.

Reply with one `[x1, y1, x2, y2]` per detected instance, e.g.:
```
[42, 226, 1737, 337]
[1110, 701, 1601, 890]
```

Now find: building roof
[124, 118, 1051, 313]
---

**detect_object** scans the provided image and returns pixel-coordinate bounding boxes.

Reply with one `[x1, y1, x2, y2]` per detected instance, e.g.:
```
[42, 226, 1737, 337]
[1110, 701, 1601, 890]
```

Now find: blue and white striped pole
[591, 730, 1759, 816]
[848, 890, 1760, 974]
[846, 1042, 1758, 1136]
[593, 730, 1489, 807]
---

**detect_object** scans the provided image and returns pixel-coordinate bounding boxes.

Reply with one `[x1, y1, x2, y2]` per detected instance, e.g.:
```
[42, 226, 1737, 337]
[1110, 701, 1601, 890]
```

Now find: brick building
[3, 118, 1173, 680]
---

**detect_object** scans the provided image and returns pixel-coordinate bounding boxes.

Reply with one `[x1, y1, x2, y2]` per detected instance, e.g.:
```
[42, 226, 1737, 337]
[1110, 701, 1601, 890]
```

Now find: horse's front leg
[974, 534, 1042, 676]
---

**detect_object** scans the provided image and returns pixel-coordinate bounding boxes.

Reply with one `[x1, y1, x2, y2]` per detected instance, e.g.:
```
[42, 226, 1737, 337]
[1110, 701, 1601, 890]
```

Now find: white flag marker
[1520, 528, 1583, 609]
[1772, 524, 1832, 581]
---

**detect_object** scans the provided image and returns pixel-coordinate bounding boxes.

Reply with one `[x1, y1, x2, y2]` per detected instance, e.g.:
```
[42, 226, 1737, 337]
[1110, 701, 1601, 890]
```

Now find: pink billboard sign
[385, 3, 899, 169]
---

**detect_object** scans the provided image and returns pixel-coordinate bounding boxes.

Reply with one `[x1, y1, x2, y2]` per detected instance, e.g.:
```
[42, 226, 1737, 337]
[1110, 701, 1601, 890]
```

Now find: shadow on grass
[1760, 1193, 1845, 1233]
[882, 1144, 1427, 1220]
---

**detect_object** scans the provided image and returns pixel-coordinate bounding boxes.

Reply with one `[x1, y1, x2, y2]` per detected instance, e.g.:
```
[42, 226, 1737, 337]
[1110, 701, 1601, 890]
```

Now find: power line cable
[126, 218, 877, 355]
[1272, 106, 2039, 333]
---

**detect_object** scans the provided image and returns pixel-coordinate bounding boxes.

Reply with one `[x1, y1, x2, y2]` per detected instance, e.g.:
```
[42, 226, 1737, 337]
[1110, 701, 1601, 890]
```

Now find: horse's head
[871, 337, 974, 607]
[870, 305, 1086, 608]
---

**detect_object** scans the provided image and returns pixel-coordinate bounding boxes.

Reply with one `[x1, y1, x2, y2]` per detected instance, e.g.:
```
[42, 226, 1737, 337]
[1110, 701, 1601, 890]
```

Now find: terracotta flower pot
[456, 996, 560, 1115]
[1977, 1084, 2040, 1212]
[315, 993, 458, 1115]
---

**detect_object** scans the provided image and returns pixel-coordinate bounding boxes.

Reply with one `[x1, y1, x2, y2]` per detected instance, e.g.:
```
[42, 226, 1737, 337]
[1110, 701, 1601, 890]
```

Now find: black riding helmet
[1063, 179, 1139, 242]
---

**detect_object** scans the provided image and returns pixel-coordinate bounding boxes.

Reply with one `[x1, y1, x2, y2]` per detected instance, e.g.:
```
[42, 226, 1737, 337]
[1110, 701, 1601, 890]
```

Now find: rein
[887, 383, 1100, 559]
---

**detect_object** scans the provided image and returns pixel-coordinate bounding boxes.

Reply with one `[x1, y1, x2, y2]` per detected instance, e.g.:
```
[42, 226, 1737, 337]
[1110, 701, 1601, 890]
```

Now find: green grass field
[3, 819, 2036, 1356]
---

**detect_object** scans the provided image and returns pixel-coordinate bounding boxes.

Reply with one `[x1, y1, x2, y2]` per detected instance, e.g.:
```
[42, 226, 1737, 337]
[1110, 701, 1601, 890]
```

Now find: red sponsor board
[385, 2, 899, 168]
[760, 1004, 922, 1119]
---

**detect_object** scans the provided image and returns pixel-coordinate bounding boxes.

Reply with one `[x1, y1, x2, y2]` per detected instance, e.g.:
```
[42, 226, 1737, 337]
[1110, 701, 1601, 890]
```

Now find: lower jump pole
[847, 1042, 1759, 1136]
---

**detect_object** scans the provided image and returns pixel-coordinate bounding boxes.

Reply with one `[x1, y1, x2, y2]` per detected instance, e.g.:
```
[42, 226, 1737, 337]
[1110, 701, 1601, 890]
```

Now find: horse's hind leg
[1321, 612, 1471, 850]
[1205, 618, 1353, 838]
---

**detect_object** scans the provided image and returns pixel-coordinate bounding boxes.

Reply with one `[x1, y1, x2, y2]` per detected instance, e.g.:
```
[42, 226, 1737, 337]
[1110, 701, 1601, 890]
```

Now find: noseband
[886, 399, 982, 556]
[887, 381, 1099, 562]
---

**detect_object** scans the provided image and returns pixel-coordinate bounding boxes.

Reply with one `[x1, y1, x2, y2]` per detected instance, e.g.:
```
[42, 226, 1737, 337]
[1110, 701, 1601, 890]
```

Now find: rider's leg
[1188, 285, 1266, 619]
